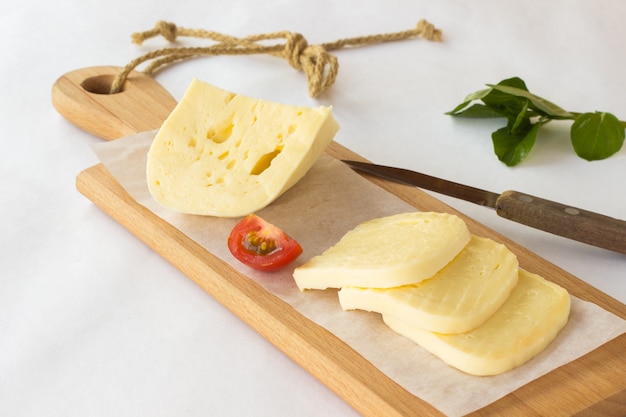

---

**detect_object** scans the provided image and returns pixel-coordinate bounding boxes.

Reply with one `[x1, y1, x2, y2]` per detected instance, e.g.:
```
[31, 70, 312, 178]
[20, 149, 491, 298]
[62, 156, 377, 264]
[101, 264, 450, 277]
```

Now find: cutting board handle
[51, 66, 177, 140]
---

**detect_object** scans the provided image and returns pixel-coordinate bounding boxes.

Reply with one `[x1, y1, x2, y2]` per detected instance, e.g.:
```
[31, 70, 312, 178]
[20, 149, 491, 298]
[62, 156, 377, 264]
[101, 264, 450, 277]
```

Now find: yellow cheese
[383, 269, 571, 376]
[146, 79, 339, 217]
[338, 236, 519, 333]
[293, 212, 471, 290]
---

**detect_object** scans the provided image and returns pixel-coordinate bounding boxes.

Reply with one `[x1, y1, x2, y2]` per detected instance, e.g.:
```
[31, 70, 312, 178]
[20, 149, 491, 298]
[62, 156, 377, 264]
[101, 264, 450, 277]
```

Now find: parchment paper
[92, 131, 626, 417]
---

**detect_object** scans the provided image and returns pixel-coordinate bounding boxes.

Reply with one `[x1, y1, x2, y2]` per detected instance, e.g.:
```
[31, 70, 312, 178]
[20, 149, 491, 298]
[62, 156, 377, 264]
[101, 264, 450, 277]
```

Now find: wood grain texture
[75, 162, 441, 417]
[56, 67, 626, 416]
[52, 66, 178, 140]
[495, 190, 626, 255]
[76, 147, 626, 417]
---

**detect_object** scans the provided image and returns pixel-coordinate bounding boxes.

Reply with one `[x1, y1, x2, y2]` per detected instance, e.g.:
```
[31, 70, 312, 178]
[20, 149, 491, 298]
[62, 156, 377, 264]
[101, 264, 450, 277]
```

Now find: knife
[343, 160, 626, 255]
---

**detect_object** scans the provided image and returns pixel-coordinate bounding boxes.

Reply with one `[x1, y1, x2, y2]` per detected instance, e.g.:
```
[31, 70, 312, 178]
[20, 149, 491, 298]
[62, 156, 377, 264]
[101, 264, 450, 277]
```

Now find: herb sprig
[446, 77, 625, 166]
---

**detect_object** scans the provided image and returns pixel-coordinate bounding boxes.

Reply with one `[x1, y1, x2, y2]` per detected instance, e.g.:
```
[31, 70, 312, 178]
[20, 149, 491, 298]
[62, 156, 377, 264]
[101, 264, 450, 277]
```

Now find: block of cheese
[383, 269, 571, 376]
[146, 78, 339, 217]
[338, 235, 519, 334]
[293, 212, 471, 290]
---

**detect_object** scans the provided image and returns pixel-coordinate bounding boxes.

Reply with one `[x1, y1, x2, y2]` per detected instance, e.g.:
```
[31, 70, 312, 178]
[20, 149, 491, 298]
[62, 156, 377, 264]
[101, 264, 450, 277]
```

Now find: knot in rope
[111, 19, 442, 97]
[283, 32, 309, 70]
[415, 19, 440, 41]
[132, 20, 179, 44]
[282, 32, 338, 97]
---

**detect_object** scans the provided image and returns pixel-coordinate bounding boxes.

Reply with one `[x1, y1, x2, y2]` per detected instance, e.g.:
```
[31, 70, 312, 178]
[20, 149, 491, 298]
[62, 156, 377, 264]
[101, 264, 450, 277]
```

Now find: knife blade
[343, 160, 626, 255]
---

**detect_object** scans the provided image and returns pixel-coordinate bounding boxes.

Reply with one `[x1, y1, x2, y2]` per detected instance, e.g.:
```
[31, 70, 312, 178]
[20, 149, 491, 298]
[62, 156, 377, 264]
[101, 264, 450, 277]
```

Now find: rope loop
[111, 19, 442, 97]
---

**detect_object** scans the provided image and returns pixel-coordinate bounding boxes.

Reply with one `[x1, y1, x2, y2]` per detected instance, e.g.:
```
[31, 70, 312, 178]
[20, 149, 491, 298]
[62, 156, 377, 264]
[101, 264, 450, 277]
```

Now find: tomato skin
[228, 214, 303, 272]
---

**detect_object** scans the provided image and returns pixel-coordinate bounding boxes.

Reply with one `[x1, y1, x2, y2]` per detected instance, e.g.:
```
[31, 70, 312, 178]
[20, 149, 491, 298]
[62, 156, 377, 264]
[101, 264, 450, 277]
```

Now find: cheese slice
[338, 235, 519, 334]
[293, 212, 471, 290]
[146, 78, 339, 217]
[383, 269, 571, 376]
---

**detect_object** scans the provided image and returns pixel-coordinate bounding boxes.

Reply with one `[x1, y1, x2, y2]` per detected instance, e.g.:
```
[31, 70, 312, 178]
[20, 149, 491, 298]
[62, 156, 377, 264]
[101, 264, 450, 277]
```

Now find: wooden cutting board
[53, 66, 626, 417]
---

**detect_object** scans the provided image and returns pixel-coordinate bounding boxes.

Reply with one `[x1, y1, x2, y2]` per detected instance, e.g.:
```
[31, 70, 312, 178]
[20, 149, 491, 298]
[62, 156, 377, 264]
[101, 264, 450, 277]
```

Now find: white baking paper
[92, 130, 626, 417]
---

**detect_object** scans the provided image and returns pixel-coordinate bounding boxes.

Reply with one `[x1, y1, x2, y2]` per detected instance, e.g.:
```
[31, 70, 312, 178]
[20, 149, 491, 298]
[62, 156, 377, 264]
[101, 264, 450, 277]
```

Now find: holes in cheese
[250, 146, 283, 176]
[293, 212, 471, 290]
[146, 78, 339, 217]
[338, 236, 520, 334]
[206, 121, 234, 144]
[383, 269, 571, 376]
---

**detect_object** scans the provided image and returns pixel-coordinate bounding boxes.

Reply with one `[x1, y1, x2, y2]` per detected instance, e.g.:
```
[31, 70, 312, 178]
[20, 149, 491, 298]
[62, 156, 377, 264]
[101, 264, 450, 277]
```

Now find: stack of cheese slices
[293, 212, 571, 376]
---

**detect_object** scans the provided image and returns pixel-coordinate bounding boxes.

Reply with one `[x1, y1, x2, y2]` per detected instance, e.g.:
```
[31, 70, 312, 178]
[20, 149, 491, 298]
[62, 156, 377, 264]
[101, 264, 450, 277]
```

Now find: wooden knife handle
[495, 190, 626, 255]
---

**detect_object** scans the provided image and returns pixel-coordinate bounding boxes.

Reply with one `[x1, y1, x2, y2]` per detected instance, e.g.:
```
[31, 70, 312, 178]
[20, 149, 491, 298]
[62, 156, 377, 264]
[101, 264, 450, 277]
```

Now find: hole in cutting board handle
[52, 66, 178, 140]
[81, 74, 124, 94]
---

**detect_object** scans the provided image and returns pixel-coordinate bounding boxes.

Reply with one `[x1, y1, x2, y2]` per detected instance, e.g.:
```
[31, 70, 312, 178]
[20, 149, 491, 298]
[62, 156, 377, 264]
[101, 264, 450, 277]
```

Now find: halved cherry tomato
[228, 214, 303, 272]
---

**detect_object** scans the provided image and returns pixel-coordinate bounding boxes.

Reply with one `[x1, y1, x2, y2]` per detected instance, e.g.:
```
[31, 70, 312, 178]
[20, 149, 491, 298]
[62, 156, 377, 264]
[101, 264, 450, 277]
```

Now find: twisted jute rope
[110, 19, 442, 97]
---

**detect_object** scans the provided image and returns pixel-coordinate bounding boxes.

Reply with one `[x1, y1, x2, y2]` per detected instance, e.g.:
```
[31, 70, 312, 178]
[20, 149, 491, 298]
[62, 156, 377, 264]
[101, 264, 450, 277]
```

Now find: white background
[2, 1, 625, 416]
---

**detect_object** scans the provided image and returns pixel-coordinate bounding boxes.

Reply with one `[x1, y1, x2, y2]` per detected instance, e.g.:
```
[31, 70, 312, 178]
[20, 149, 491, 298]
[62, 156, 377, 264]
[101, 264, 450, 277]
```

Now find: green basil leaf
[487, 84, 573, 119]
[480, 77, 530, 117]
[447, 79, 528, 116]
[491, 122, 540, 166]
[445, 88, 492, 115]
[447, 103, 505, 118]
[463, 87, 493, 103]
[571, 112, 625, 160]
[445, 100, 473, 115]
[508, 100, 531, 134]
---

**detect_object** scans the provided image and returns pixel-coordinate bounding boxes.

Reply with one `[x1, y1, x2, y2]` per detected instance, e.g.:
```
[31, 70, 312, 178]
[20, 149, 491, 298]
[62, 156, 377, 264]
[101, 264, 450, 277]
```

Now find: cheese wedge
[383, 269, 571, 376]
[146, 78, 339, 217]
[338, 235, 519, 334]
[293, 212, 471, 290]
